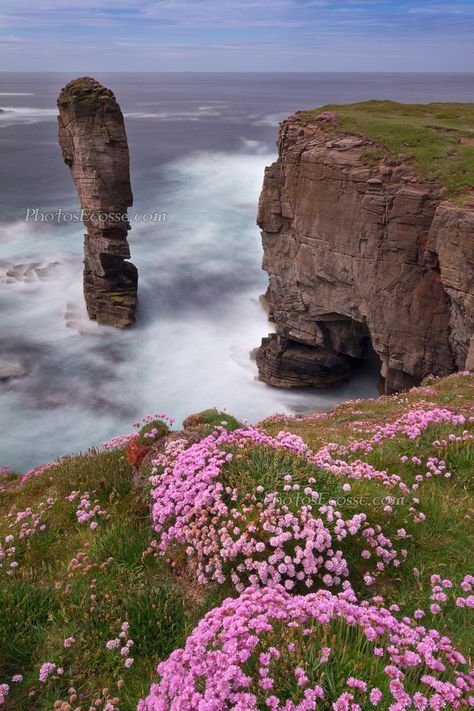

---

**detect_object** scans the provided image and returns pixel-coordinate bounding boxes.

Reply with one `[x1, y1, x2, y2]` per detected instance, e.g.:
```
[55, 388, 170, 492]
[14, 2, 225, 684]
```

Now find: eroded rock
[0, 361, 27, 381]
[256, 116, 474, 392]
[57, 77, 137, 328]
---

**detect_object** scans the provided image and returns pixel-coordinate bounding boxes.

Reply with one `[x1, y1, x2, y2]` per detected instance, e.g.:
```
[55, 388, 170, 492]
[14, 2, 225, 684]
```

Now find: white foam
[124, 108, 222, 120]
[0, 146, 378, 471]
[0, 106, 58, 126]
[253, 113, 288, 126]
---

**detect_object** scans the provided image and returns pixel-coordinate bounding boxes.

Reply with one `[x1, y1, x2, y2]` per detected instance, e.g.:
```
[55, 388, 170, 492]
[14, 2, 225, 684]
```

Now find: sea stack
[256, 102, 474, 392]
[57, 77, 137, 327]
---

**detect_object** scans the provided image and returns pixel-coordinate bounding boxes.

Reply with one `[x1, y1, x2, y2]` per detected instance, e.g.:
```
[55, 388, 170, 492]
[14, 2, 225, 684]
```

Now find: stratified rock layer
[256, 116, 474, 392]
[57, 77, 137, 327]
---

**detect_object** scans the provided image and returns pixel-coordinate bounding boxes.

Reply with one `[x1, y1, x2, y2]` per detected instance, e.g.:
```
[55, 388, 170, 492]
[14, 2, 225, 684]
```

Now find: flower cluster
[52, 686, 121, 711]
[134, 414, 174, 446]
[105, 621, 134, 669]
[138, 585, 474, 710]
[101, 432, 138, 451]
[39, 662, 63, 683]
[315, 111, 338, 122]
[0, 685, 8, 706]
[67, 490, 108, 529]
[0, 496, 55, 578]
[339, 407, 466, 455]
[149, 426, 402, 592]
[19, 460, 58, 486]
[0, 534, 18, 577]
[0, 465, 10, 494]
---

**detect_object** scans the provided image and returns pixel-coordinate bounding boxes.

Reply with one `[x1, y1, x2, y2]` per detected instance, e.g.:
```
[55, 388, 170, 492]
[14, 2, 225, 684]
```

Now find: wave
[252, 112, 289, 126]
[0, 106, 58, 126]
[124, 107, 223, 121]
[0, 145, 378, 471]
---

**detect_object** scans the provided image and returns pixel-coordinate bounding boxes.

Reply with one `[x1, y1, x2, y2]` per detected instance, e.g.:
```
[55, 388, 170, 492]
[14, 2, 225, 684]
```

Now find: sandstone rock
[57, 77, 137, 328]
[182, 413, 202, 428]
[126, 438, 151, 469]
[256, 116, 473, 392]
[0, 361, 27, 381]
[256, 334, 353, 388]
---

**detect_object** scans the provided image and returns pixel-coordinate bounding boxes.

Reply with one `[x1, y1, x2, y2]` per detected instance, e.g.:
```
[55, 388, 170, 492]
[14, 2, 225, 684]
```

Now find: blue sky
[1, 0, 473, 71]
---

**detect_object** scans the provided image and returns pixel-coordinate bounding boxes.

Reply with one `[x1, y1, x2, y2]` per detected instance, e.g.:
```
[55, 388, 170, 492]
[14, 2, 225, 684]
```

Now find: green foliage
[138, 419, 170, 446]
[0, 584, 59, 675]
[360, 147, 385, 166]
[192, 408, 241, 434]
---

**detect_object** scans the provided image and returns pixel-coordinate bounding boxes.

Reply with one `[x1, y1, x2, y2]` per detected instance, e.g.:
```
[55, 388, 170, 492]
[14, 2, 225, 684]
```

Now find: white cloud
[0, 0, 472, 71]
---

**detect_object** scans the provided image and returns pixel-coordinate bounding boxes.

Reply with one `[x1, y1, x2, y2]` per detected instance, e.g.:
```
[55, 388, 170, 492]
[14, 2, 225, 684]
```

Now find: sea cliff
[256, 102, 474, 392]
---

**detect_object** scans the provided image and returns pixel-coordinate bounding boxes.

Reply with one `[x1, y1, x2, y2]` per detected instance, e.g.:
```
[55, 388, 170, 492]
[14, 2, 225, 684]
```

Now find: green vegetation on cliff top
[298, 100, 474, 200]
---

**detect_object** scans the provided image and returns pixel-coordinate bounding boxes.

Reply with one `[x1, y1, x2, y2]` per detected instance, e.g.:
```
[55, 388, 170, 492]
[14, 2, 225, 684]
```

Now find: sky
[1, 0, 473, 72]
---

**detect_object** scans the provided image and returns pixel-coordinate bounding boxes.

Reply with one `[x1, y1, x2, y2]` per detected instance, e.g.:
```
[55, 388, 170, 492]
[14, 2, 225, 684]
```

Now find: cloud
[0, 35, 27, 43]
[408, 3, 474, 14]
[0, 0, 473, 71]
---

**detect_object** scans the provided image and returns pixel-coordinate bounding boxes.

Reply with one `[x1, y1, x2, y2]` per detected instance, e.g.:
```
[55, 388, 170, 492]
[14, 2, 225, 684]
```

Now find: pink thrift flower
[370, 688, 382, 705]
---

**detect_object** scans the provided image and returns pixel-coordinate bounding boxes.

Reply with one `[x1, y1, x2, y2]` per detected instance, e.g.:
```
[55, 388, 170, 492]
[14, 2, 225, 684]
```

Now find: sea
[1, 72, 473, 471]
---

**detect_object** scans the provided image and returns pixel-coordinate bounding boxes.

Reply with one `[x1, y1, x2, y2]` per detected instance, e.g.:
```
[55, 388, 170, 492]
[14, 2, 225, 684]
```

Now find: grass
[1, 372, 473, 708]
[189, 407, 241, 432]
[296, 100, 474, 201]
[0, 449, 224, 709]
[57, 77, 117, 113]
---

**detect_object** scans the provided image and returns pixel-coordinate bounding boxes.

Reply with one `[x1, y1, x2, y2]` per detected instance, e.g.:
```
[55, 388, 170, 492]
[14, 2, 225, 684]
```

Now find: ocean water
[1, 72, 473, 471]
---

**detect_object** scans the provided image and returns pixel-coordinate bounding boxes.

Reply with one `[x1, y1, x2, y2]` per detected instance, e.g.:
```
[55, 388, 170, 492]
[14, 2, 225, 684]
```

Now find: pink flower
[370, 688, 382, 705]
[39, 662, 56, 682]
[106, 638, 120, 650]
[0, 684, 9, 704]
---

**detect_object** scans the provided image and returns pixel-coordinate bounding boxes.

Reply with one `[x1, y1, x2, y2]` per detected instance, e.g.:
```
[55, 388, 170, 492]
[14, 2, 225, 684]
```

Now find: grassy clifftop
[0, 378, 473, 709]
[297, 100, 474, 200]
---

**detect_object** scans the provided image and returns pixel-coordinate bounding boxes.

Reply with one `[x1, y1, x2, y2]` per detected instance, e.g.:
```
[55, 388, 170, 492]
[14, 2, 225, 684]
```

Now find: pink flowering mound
[138, 585, 474, 710]
[136, 414, 173, 446]
[149, 426, 408, 593]
[314, 111, 339, 123]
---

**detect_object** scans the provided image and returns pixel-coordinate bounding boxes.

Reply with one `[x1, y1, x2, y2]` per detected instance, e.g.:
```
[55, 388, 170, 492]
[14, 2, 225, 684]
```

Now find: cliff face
[256, 116, 474, 392]
[57, 77, 137, 328]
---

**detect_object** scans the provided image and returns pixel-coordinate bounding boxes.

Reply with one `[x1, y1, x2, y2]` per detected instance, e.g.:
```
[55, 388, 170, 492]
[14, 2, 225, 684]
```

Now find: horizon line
[1, 70, 474, 75]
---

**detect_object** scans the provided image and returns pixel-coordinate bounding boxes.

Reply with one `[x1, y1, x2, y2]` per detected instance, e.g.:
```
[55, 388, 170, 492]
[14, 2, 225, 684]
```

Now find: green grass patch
[297, 100, 474, 200]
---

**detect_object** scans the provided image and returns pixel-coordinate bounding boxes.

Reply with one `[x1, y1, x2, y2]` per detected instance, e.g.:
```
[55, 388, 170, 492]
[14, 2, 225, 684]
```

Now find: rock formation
[0, 360, 27, 381]
[256, 115, 474, 392]
[57, 77, 137, 328]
